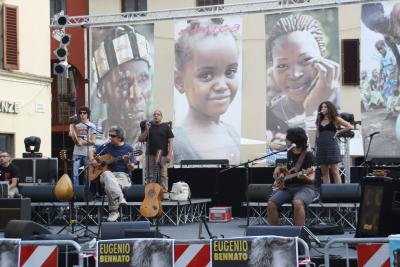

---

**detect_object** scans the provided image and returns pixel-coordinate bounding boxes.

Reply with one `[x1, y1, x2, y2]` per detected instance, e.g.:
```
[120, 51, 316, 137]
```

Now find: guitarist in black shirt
[267, 127, 317, 226]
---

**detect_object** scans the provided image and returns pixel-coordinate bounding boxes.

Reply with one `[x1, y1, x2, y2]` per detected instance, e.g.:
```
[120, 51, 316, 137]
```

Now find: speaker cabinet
[245, 225, 309, 254]
[0, 199, 31, 230]
[356, 177, 400, 237]
[4, 220, 51, 239]
[12, 158, 58, 184]
[101, 221, 151, 240]
[341, 39, 360, 85]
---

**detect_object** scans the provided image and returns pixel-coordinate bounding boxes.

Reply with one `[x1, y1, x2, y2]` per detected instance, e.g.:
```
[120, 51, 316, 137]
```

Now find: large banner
[361, 2, 400, 158]
[211, 236, 298, 267]
[173, 17, 242, 165]
[90, 24, 154, 146]
[97, 239, 174, 267]
[265, 8, 340, 145]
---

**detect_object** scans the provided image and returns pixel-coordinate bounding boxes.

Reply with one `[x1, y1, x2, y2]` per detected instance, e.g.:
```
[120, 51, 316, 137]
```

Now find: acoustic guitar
[54, 149, 74, 201]
[87, 151, 141, 181]
[140, 150, 163, 218]
[272, 167, 314, 190]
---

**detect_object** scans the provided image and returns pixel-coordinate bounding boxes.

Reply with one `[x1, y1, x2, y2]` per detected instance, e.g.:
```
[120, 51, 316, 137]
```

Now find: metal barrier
[323, 237, 389, 267]
[20, 239, 82, 267]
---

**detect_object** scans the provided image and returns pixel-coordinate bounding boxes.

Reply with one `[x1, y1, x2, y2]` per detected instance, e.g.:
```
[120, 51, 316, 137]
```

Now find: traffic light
[52, 11, 70, 77]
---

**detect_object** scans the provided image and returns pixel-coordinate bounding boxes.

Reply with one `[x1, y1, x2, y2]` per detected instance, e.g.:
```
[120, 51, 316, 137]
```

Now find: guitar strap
[292, 149, 308, 173]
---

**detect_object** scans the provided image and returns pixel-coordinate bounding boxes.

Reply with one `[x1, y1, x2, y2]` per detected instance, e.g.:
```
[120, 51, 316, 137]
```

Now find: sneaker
[119, 197, 128, 208]
[107, 211, 120, 222]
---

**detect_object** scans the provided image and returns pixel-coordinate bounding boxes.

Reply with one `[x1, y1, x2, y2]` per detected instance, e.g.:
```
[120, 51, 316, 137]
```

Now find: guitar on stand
[140, 150, 163, 218]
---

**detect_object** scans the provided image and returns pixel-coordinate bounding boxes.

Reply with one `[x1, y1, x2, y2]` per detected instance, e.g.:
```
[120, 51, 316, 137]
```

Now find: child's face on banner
[178, 34, 239, 117]
[271, 31, 320, 103]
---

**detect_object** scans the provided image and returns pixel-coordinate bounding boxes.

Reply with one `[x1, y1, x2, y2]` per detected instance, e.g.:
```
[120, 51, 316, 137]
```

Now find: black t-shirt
[286, 149, 315, 186]
[0, 164, 19, 184]
[146, 122, 174, 156]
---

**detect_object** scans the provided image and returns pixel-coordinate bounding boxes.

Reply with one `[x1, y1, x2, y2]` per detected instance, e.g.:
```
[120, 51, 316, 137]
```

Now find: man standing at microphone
[70, 106, 97, 186]
[139, 110, 174, 198]
[267, 127, 317, 226]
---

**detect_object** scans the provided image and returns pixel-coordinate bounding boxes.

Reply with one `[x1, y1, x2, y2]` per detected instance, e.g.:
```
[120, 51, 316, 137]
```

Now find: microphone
[287, 143, 296, 151]
[369, 131, 380, 138]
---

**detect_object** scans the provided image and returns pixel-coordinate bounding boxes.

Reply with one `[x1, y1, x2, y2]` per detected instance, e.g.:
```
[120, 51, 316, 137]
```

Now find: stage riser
[29, 199, 211, 226]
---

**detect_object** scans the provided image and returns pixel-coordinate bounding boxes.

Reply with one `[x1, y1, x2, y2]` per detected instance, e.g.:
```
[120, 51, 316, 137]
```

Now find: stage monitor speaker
[245, 225, 309, 254]
[101, 221, 151, 240]
[123, 185, 145, 201]
[247, 184, 273, 202]
[0, 198, 31, 230]
[4, 220, 50, 239]
[20, 185, 57, 202]
[356, 176, 400, 237]
[12, 158, 58, 184]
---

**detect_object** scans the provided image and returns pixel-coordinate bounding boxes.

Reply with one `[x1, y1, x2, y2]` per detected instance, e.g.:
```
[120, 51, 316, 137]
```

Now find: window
[50, 0, 66, 19]
[342, 39, 360, 85]
[197, 0, 224, 6]
[122, 0, 147, 12]
[2, 4, 19, 70]
[51, 66, 77, 125]
[0, 133, 14, 157]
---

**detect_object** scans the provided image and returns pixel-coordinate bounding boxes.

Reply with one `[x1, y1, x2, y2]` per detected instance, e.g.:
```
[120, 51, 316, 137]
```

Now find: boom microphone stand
[360, 131, 380, 178]
[220, 145, 294, 227]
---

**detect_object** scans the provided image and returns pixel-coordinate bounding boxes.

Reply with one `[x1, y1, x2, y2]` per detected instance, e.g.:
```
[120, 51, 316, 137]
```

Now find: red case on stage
[209, 207, 232, 222]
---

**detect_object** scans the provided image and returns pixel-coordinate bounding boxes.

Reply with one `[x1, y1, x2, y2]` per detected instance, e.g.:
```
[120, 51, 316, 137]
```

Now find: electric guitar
[140, 150, 164, 218]
[88, 150, 141, 181]
[272, 167, 314, 190]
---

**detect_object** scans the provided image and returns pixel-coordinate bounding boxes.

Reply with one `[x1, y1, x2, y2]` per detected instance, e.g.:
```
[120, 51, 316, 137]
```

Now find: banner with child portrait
[265, 8, 340, 146]
[173, 17, 242, 165]
[361, 2, 400, 158]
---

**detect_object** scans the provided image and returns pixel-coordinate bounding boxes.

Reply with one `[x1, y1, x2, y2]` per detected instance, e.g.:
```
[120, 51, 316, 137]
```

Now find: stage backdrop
[265, 8, 340, 146]
[89, 24, 155, 146]
[173, 17, 242, 165]
[360, 2, 400, 159]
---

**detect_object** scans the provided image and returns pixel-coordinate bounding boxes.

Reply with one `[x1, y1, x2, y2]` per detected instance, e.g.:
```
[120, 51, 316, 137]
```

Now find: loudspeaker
[247, 184, 273, 202]
[123, 185, 145, 201]
[101, 221, 151, 240]
[356, 177, 400, 237]
[12, 158, 58, 184]
[245, 225, 309, 254]
[20, 185, 57, 202]
[0, 198, 31, 229]
[320, 184, 361, 203]
[4, 220, 51, 239]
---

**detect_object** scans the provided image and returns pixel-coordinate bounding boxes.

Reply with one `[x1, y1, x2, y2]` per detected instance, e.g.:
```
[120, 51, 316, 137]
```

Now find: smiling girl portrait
[173, 17, 242, 165]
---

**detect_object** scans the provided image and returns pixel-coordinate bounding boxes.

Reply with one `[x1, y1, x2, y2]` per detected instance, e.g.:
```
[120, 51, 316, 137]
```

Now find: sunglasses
[79, 111, 87, 114]
[109, 134, 117, 138]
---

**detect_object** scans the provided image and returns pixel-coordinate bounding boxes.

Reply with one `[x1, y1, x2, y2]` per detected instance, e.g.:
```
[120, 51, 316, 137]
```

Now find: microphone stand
[220, 147, 290, 227]
[77, 122, 103, 239]
[360, 133, 376, 179]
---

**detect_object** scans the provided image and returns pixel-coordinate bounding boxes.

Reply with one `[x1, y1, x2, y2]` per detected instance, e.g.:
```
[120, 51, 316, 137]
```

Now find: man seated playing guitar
[89, 126, 136, 222]
[267, 127, 317, 227]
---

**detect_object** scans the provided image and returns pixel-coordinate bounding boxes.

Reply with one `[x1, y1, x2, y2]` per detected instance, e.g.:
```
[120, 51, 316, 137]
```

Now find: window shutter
[3, 4, 18, 70]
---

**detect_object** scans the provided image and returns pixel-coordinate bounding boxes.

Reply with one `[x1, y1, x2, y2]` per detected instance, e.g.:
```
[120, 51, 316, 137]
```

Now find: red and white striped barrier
[20, 245, 58, 267]
[357, 243, 390, 267]
[174, 243, 210, 267]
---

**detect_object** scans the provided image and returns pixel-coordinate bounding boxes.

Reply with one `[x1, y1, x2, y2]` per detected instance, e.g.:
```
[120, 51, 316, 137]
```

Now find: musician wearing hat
[91, 25, 153, 146]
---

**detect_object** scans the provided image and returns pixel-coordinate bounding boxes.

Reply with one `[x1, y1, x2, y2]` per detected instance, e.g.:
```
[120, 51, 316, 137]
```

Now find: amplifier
[12, 158, 58, 184]
[0, 198, 31, 230]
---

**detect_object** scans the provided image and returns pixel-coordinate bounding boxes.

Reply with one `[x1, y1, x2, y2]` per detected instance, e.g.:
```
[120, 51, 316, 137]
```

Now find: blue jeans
[72, 154, 88, 186]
